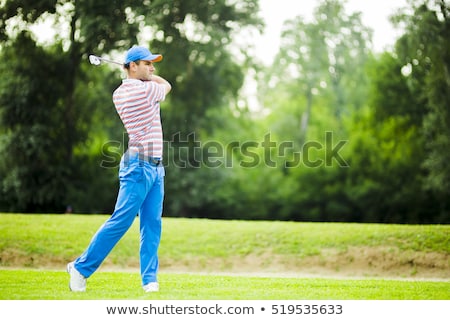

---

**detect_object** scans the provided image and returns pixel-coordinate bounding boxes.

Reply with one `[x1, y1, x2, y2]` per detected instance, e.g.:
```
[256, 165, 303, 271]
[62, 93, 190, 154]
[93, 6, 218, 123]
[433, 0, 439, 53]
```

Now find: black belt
[127, 151, 162, 166]
[147, 157, 162, 166]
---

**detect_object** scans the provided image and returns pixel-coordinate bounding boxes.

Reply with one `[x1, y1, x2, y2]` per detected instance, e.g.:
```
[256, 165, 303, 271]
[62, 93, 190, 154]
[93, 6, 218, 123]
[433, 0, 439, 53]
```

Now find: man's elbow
[165, 83, 172, 95]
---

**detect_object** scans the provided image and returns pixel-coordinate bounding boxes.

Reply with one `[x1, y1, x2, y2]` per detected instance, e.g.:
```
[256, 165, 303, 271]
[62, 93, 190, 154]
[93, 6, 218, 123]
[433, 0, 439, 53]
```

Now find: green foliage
[0, 0, 57, 42]
[248, 0, 450, 223]
[139, 0, 262, 134]
[342, 51, 430, 222]
[0, 0, 449, 223]
[0, 33, 71, 211]
[0, 31, 124, 212]
[246, 0, 375, 222]
[393, 0, 450, 198]
[139, 0, 263, 217]
[367, 53, 421, 124]
[344, 107, 435, 223]
[263, 0, 371, 144]
[65, 60, 124, 213]
[0, 0, 146, 212]
[344, 0, 450, 223]
[0, 0, 262, 214]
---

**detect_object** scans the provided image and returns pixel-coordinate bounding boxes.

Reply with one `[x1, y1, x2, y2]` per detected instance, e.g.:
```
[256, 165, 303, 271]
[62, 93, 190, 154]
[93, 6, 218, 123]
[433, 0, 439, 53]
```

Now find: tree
[244, 0, 372, 222]
[345, 52, 431, 222]
[0, 33, 68, 211]
[340, 0, 450, 223]
[137, 0, 262, 217]
[0, 0, 262, 213]
[144, 0, 262, 132]
[392, 0, 450, 208]
[261, 0, 371, 145]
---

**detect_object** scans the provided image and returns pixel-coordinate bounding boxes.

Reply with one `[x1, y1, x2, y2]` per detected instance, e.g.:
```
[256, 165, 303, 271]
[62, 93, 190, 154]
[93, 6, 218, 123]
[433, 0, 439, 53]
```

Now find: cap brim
[142, 54, 163, 62]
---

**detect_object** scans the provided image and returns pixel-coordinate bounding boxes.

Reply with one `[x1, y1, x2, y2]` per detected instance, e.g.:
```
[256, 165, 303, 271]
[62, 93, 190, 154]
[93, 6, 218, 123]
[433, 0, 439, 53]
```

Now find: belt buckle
[150, 157, 161, 166]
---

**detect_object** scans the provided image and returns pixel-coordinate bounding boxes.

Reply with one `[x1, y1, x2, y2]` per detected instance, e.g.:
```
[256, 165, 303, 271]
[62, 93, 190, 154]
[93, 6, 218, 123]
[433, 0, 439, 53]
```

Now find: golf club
[88, 54, 123, 66]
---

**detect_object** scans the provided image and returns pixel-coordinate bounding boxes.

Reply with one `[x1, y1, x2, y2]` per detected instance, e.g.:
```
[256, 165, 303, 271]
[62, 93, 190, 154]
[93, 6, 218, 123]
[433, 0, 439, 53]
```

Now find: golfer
[67, 45, 172, 293]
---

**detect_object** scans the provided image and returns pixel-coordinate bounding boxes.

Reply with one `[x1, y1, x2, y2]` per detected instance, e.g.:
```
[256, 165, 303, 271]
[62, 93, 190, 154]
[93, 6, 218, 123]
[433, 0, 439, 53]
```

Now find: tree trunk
[299, 89, 313, 145]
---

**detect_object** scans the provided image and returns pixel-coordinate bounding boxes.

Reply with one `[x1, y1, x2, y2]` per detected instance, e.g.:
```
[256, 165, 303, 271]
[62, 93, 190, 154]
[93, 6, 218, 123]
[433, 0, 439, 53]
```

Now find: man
[67, 45, 172, 293]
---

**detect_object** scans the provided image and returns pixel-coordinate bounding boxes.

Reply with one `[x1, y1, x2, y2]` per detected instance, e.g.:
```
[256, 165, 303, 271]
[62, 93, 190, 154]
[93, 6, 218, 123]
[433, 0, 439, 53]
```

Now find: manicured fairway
[0, 269, 448, 300]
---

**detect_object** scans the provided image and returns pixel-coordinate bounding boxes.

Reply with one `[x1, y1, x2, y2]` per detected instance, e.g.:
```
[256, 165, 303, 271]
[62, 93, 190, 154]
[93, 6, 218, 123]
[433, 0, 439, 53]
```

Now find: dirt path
[157, 246, 450, 280]
[2, 246, 449, 280]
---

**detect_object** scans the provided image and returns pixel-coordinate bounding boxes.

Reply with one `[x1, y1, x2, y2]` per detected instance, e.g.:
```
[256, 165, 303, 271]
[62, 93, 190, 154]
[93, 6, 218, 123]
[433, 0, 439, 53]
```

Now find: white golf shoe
[143, 282, 159, 293]
[67, 262, 86, 292]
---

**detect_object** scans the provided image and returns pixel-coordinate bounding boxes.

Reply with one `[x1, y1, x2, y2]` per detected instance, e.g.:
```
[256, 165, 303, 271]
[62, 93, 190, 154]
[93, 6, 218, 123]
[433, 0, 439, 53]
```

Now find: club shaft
[95, 56, 123, 66]
[101, 57, 123, 66]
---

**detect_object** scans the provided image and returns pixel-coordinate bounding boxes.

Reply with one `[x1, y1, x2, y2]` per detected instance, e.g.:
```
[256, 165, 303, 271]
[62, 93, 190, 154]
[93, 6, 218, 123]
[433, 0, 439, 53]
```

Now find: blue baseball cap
[124, 46, 163, 64]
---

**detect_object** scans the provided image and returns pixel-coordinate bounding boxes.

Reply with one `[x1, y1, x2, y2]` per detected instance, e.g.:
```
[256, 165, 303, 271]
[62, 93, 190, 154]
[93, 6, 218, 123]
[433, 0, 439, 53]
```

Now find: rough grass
[0, 214, 448, 279]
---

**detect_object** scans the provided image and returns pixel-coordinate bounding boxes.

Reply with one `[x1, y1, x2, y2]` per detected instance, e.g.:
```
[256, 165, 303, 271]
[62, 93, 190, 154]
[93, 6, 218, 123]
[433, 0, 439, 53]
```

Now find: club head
[89, 55, 102, 66]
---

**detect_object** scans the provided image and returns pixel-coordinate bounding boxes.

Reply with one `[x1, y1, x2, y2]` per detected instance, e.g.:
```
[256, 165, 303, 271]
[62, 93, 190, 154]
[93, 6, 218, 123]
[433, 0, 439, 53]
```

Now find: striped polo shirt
[112, 79, 166, 158]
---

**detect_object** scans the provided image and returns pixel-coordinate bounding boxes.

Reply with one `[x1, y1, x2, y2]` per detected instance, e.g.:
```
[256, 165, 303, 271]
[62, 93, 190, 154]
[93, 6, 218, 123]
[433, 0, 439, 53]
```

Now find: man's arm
[151, 75, 172, 95]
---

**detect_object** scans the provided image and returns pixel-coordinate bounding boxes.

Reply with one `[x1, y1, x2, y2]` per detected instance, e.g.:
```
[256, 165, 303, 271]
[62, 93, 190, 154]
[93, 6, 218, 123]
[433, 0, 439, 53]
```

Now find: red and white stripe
[113, 79, 166, 158]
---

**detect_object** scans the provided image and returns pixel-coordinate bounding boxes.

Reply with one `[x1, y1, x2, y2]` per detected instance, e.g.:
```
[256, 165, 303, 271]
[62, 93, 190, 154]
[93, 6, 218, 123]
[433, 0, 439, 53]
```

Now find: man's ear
[129, 61, 138, 70]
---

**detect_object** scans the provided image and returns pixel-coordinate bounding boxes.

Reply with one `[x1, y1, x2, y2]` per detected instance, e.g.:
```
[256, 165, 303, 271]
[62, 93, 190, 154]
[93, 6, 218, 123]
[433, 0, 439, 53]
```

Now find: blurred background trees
[0, 0, 448, 223]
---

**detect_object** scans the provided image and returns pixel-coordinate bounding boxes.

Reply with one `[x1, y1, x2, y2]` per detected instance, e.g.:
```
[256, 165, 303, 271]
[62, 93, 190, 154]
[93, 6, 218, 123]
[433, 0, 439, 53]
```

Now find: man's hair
[124, 60, 141, 70]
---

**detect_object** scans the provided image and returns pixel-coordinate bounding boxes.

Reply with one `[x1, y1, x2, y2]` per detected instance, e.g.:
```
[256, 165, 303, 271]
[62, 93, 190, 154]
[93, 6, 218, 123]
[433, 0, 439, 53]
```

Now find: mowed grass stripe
[0, 269, 448, 300]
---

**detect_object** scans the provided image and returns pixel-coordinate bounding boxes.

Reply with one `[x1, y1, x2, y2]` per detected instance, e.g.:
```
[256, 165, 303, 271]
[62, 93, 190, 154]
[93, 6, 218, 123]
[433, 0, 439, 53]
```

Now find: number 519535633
[271, 304, 343, 315]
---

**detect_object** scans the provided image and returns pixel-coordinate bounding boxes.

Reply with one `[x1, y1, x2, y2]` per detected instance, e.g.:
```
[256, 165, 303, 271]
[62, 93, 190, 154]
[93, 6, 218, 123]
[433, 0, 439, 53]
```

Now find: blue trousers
[74, 151, 165, 285]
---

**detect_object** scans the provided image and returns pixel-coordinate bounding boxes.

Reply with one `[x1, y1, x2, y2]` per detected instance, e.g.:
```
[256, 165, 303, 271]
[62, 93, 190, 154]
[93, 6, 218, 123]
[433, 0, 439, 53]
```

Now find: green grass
[1, 214, 448, 263]
[0, 269, 448, 300]
[0, 213, 449, 299]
